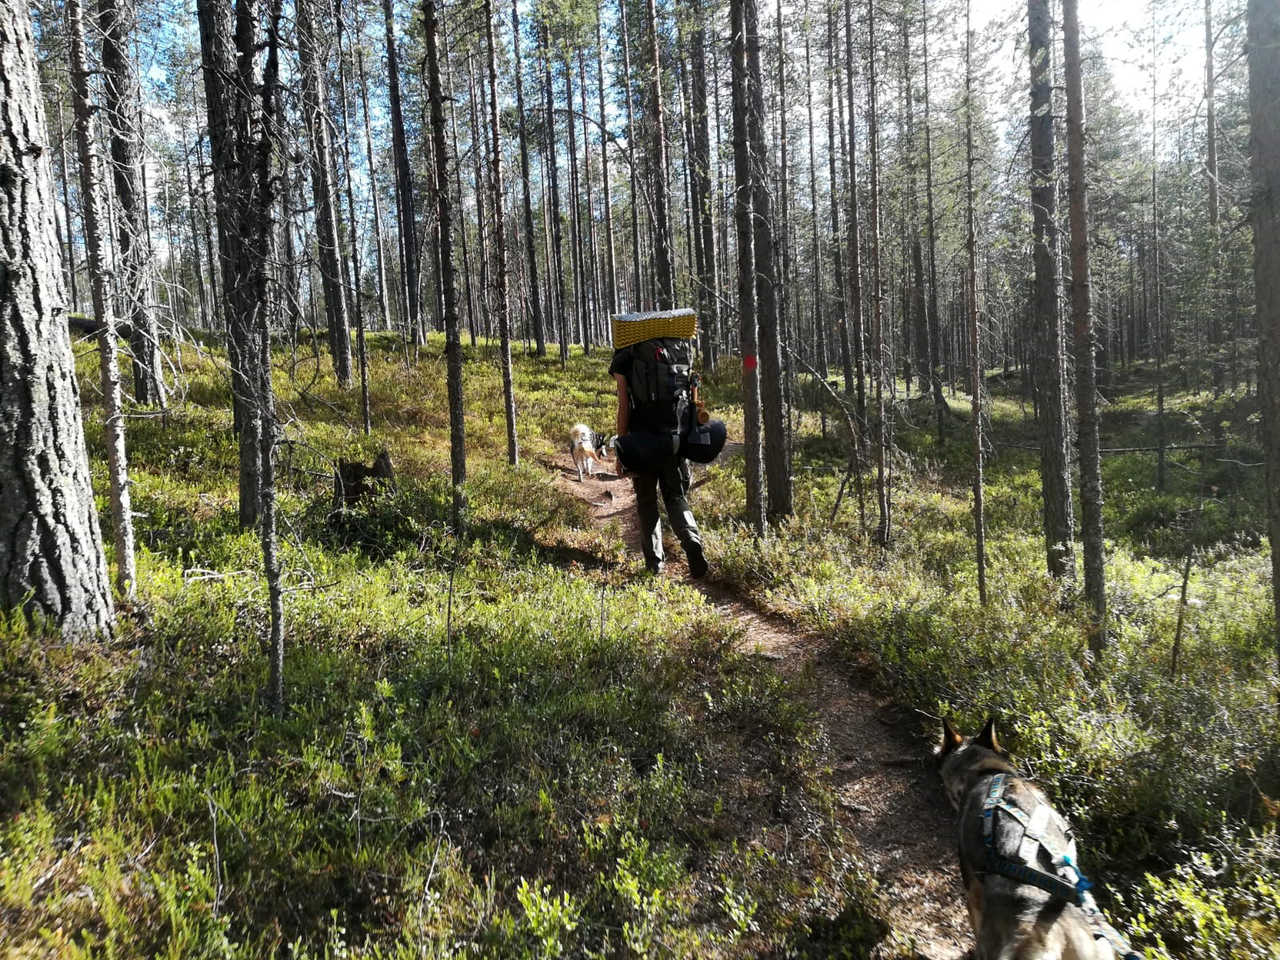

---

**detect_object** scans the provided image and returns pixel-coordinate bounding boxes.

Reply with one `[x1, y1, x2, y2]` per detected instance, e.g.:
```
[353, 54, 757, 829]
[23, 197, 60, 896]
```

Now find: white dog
[569, 423, 612, 482]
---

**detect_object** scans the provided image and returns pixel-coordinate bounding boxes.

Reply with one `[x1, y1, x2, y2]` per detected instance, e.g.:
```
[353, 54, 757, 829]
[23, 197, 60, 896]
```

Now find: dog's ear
[976, 716, 1002, 754]
[940, 717, 964, 756]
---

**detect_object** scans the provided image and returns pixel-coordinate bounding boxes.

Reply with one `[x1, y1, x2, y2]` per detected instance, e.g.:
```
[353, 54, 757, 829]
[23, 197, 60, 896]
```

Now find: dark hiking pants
[632, 457, 702, 570]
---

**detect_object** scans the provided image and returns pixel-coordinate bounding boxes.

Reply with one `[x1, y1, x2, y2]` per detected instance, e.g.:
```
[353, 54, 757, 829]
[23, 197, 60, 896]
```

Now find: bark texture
[0, 0, 114, 637]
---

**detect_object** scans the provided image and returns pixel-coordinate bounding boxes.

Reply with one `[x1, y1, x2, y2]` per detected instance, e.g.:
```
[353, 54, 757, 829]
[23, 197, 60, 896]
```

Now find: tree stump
[333, 450, 395, 509]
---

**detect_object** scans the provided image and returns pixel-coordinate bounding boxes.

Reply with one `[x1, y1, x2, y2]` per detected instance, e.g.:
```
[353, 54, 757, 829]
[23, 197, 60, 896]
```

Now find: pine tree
[383, 0, 421, 349]
[732, 0, 765, 533]
[484, 0, 519, 466]
[646, 0, 675, 308]
[424, 0, 467, 525]
[513, 0, 546, 356]
[746, 0, 791, 518]
[1028, 0, 1075, 579]
[0, 0, 114, 638]
[1063, 0, 1107, 653]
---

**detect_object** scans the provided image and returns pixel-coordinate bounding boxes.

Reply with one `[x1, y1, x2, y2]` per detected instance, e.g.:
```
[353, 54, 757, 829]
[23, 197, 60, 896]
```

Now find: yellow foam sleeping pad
[610, 308, 698, 349]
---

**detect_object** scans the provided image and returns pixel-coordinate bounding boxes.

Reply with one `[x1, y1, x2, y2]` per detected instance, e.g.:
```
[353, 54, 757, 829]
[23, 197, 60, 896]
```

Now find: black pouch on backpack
[679, 417, 727, 464]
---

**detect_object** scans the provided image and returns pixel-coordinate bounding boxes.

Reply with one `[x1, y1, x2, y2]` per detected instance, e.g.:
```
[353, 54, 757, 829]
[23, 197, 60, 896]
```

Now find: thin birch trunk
[68, 0, 137, 599]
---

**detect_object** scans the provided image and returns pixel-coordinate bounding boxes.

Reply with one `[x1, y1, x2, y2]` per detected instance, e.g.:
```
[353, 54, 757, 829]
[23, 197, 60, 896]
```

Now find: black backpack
[625, 337, 692, 436]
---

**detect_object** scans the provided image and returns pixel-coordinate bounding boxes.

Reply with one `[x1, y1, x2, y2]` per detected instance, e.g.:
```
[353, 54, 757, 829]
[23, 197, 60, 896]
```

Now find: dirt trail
[552, 454, 971, 958]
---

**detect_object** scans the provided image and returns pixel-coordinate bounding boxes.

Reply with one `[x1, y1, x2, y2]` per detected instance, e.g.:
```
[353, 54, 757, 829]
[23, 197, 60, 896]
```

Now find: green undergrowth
[696, 368, 1279, 959]
[0, 336, 890, 957]
[9, 334, 1277, 957]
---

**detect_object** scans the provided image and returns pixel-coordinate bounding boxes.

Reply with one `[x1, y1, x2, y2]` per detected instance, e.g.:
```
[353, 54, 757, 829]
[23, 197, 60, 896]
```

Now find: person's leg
[632, 472, 664, 572]
[657, 459, 707, 577]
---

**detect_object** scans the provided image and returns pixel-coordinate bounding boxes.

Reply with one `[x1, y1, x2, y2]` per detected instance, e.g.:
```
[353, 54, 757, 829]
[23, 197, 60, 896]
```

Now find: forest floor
[553, 453, 972, 959]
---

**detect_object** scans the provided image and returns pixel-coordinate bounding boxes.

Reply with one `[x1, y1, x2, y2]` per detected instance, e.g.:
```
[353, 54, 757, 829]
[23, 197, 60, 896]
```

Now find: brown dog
[938, 718, 1117, 960]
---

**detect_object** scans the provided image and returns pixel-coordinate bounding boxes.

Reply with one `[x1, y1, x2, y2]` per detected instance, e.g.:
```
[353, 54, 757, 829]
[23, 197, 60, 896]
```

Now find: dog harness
[982, 773, 1142, 960]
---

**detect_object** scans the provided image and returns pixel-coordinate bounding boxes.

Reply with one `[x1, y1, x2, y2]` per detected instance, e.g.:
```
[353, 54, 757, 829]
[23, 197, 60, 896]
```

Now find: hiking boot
[685, 543, 708, 580]
[645, 557, 664, 576]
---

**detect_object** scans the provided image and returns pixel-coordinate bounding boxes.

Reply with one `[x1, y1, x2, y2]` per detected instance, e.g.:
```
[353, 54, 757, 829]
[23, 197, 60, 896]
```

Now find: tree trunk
[901, 8, 935, 436]
[842, 0, 867, 426]
[804, 26, 826, 378]
[689, 1, 716, 367]
[826, 7, 854, 402]
[922, 0, 946, 440]
[732, 0, 765, 533]
[255, 0, 285, 716]
[618, 0, 642, 309]
[596, 9, 619, 318]
[197, 0, 276, 529]
[98, 0, 163, 406]
[334, 12, 371, 434]
[68, 0, 137, 599]
[1063, 0, 1106, 654]
[0, 0, 114, 638]
[467, 55, 493, 341]
[357, 49, 395, 363]
[513, 0, 546, 356]
[1151, 12, 1167, 493]
[1206, 0, 1224, 396]
[965, 3, 987, 604]
[297, 0, 352, 387]
[484, 0, 519, 466]
[776, 0, 795, 473]
[580, 52, 601, 347]
[383, 0, 421, 350]
[446, 67, 478, 348]
[866, 0, 890, 546]
[646, 0, 675, 309]
[1246, 0, 1280, 698]
[745, 0, 790, 519]
[1028, 0, 1075, 580]
[565, 55, 587, 349]
[425, 0, 467, 525]
[55, 96, 83, 315]
[542, 25, 569, 366]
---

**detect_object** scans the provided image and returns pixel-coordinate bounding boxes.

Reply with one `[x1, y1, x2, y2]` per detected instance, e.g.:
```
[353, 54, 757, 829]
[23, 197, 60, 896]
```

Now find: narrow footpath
[553, 455, 971, 959]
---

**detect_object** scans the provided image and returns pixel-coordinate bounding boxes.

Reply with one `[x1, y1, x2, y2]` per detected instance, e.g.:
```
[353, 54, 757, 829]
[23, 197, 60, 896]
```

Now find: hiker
[610, 338, 708, 579]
